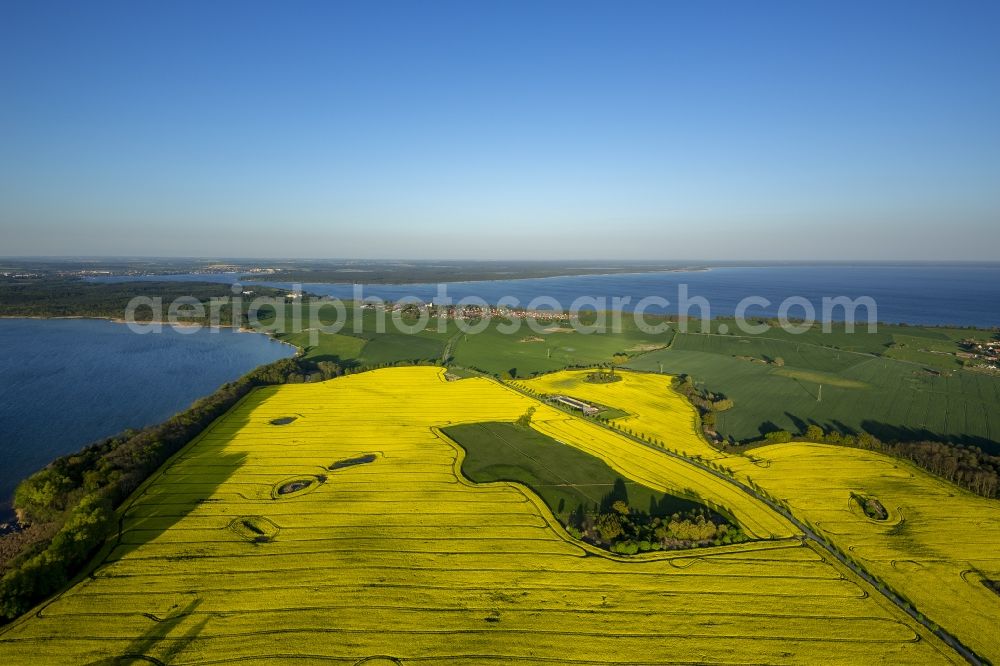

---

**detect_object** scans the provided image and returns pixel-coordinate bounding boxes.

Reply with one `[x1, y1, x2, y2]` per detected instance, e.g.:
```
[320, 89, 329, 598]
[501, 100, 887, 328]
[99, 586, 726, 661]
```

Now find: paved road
[499, 378, 985, 666]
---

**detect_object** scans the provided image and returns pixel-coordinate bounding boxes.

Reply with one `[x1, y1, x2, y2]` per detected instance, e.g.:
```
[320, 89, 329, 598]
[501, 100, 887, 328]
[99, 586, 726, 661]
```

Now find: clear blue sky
[1, 0, 998, 260]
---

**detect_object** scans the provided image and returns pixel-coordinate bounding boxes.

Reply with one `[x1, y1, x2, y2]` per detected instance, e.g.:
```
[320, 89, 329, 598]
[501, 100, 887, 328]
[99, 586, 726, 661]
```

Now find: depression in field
[2, 2, 999, 665]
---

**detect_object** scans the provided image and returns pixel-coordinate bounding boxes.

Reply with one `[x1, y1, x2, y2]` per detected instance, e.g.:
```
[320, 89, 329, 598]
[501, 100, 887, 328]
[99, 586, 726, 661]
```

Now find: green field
[627, 331, 1000, 450]
[357, 329, 449, 365]
[443, 421, 704, 522]
[276, 330, 365, 363]
[682, 319, 995, 355]
[448, 316, 673, 377]
[258, 303, 456, 366]
[251, 303, 1000, 451]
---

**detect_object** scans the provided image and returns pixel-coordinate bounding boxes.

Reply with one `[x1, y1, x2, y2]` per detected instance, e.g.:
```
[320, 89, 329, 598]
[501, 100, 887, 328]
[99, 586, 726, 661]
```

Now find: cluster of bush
[562, 479, 747, 555]
[0, 356, 343, 621]
[670, 375, 733, 440]
[850, 492, 889, 521]
[585, 366, 622, 384]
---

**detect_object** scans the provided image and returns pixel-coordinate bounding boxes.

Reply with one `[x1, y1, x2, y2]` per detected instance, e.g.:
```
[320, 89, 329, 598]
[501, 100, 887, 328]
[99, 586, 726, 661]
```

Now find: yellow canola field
[728, 443, 1000, 663]
[526, 414, 796, 540]
[0, 368, 958, 665]
[520, 369, 793, 536]
[528, 369, 1000, 663]
[520, 369, 723, 458]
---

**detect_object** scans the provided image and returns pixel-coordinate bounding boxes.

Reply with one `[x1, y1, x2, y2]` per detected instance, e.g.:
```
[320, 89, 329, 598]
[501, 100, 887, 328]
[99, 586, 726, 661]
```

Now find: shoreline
[76, 269, 1000, 329]
[2, 311, 997, 333]
[0, 317, 301, 528]
[243, 266, 714, 287]
[0, 315, 304, 352]
[90, 265, 715, 288]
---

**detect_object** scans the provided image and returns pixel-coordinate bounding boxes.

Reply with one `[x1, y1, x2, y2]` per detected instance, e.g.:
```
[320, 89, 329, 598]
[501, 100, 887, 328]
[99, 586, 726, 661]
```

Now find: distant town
[960, 338, 1000, 371]
[360, 300, 575, 322]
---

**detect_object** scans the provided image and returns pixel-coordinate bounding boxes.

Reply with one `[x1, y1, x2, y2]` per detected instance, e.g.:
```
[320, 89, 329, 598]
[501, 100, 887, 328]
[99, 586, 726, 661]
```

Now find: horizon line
[2, 256, 1000, 265]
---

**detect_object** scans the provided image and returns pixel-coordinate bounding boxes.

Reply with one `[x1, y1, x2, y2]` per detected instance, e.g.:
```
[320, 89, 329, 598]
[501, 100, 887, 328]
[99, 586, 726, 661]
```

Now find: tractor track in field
[498, 376, 986, 666]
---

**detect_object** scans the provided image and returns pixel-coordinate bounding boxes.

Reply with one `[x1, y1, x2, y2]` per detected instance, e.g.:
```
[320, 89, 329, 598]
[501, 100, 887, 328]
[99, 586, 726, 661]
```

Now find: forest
[0, 277, 288, 322]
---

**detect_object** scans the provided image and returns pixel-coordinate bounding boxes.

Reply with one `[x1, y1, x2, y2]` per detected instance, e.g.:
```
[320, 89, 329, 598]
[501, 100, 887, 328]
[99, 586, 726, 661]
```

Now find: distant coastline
[0, 315, 301, 351]
[164, 264, 716, 286]
[12, 262, 1000, 328]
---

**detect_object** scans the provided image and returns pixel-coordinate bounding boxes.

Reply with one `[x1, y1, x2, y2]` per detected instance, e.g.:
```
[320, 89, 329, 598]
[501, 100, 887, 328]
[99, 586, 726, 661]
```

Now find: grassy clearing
[444, 421, 705, 523]
[595, 405, 630, 420]
[278, 330, 366, 363]
[524, 415, 795, 540]
[0, 368, 954, 664]
[357, 331, 446, 365]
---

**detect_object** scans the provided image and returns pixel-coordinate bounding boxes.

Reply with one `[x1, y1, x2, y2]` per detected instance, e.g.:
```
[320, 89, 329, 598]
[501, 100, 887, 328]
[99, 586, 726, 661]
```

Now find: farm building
[552, 394, 599, 416]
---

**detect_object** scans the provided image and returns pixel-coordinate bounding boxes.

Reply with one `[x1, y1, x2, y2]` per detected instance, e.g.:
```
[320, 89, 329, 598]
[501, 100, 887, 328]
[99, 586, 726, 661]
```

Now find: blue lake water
[0, 319, 294, 517]
[7, 265, 999, 517]
[95, 264, 1000, 327]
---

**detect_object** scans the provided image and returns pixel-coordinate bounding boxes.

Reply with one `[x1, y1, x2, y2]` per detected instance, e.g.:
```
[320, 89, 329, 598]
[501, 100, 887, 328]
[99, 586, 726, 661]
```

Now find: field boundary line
[497, 373, 986, 666]
[433, 426, 787, 565]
